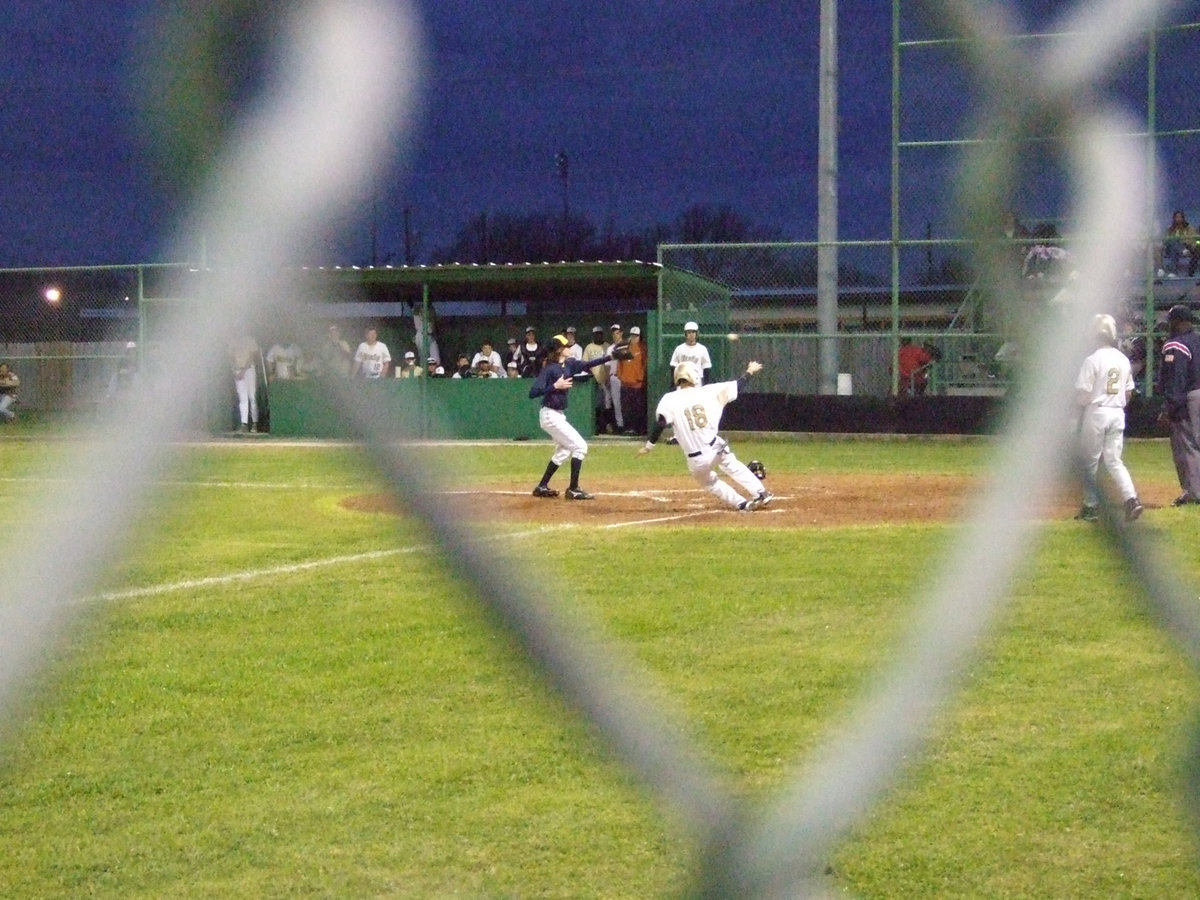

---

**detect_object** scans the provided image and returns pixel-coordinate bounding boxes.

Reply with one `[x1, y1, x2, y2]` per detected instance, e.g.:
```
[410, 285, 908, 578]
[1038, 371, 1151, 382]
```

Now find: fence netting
[3, 1, 1200, 897]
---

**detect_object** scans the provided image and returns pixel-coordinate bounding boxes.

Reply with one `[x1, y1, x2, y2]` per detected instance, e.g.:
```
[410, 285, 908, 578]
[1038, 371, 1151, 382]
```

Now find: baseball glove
[610, 341, 634, 360]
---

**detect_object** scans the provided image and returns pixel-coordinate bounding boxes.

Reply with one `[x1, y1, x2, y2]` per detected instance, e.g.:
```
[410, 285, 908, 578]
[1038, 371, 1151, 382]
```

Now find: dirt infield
[339, 472, 1144, 527]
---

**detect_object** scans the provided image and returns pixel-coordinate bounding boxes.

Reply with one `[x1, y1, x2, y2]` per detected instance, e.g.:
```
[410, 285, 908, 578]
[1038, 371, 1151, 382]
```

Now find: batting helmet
[748, 459, 766, 480]
[673, 361, 701, 386]
[1094, 314, 1117, 344]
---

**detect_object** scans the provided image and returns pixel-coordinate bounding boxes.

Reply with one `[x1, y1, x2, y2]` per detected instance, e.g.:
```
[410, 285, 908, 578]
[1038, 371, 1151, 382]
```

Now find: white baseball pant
[1079, 406, 1136, 506]
[235, 367, 258, 426]
[540, 407, 587, 464]
[685, 437, 762, 509]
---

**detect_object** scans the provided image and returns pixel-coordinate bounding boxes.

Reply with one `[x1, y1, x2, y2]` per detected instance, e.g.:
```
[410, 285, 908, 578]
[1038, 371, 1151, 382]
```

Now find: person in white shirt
[352, 327, 391, 379]
[266, 340, 305, 380]
[668, 321, 713, 384]
[1074, 313, 1142, 522]
[636, 360, 772, 511]
[562, 326, 583, 361]
[470, 340, 504, 372]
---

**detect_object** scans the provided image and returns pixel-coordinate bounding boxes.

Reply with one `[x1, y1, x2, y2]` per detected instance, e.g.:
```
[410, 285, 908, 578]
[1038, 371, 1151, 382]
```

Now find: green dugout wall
[267, 377, 596, 441]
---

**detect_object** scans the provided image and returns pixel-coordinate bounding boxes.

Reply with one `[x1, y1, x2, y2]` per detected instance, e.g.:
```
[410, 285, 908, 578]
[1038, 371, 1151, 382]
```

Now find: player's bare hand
[746, 361, 763, 376]
[554, 376, 573, 390]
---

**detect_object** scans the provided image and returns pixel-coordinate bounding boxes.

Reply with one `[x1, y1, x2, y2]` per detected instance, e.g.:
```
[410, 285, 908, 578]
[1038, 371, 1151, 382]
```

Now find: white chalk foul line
[83, 506, 754, 606]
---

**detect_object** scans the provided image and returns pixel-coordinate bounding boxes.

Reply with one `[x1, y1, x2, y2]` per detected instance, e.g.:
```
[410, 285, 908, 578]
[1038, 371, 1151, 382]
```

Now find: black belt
[687, 437, 717, 458]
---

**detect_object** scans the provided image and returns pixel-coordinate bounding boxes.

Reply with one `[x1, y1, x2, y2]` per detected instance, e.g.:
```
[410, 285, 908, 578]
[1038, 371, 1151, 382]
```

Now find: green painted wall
[264, 377, 596, 440]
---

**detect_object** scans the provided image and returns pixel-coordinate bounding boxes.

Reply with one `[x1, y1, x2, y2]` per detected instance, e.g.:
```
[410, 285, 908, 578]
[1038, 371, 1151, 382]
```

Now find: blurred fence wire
[2, 1, 1200, 897]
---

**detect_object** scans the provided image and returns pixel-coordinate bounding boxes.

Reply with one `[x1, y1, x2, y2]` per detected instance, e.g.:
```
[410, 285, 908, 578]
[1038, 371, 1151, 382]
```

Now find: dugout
[257, 260, 666, 439]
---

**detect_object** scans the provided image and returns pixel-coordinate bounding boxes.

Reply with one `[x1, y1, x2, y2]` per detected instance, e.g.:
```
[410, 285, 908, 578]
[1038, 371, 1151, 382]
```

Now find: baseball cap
[684, 321, 699, 332]
[1168, 304, 1195, 323]
[426, 357, 438, 363]
[525, 325, 536, 333]
[629, 326, 641, 335]
[507, 337, 518, 345]
[610, 323, 622, 331]
[506, 361, 518, 369]
[592, 325, 603, 333]
[404, 351, 415, 358]
[566, 326, 576, 333]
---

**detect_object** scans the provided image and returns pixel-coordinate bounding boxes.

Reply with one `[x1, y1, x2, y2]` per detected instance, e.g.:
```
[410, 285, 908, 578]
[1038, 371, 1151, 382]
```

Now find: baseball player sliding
[637, 360, 773, 511]
[530, 333, 631, 500]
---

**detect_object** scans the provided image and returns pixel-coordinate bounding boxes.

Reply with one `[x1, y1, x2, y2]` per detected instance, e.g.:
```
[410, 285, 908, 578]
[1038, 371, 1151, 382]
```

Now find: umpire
[1158, 304, 1200, 505]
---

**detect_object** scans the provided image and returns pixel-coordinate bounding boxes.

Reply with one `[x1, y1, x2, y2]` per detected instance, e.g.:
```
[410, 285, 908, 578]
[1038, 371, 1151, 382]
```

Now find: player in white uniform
[352, 328, 391, 379]
[637, 360, 773, 511]
[668, 321, 713, 383]
[1074, 313, 1142, 522]
[266, 340, 304, 380]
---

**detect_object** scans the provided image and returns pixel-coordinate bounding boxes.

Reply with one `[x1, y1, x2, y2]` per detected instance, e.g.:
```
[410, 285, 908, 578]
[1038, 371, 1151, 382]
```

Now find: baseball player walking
[636, 360, 773, 511]
[1158, 303, 1200, 505]
[1074, 314, 1142, 522]
[530, 333, 629, 500]
[668, 321, 713, 384]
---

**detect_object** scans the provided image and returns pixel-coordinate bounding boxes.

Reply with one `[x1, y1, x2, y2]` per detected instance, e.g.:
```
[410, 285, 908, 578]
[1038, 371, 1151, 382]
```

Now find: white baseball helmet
[674, 361, 701, 386]
[1094, 313, 1117, 343]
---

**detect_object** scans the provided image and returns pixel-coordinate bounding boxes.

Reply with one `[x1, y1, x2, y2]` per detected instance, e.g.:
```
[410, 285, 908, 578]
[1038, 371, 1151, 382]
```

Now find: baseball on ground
[726, 332, 739, 342]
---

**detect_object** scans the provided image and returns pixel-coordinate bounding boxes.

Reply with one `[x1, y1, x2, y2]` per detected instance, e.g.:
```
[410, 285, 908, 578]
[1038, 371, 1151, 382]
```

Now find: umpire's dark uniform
[1158, 304, 1200, 504]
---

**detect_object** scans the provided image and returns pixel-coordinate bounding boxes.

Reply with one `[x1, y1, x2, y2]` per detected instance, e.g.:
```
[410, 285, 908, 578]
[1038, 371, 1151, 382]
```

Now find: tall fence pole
[817, 0, 839, 394]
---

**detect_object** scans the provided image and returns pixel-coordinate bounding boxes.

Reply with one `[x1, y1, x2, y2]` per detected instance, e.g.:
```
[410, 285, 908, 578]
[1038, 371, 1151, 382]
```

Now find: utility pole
[817, 0, 839, 394]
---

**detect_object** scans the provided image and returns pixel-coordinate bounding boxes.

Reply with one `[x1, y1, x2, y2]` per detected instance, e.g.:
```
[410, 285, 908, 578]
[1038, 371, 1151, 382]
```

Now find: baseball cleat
[565, 487, 594, 500]
[737, 500, 751, 511]
[1124, 497, 1144, 522]
[1074, 505, 1099, 521]
[755, 490, 774, 508]
[1172, 493, 1197, 507]
[532, 484, 559, 498]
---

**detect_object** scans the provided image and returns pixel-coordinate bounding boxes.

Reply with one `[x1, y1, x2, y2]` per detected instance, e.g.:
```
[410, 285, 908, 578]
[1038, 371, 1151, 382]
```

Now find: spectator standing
[352, 327, 391, 379]
[229, 332, 262, 433]
[395, 350, 422, 378]
[317, 324, 353, 377]
[562, 326, 583, 361]
[0, 362, 19, 422]
[607, 324, 626, 432]
[617, 325, 648, 434]
[897, 337, 934, 396]
[515, 326, 545, 378]
[266, 338, 305, 380]
[1073, 314, 1143, 522]
[1157, 304, 1200, 506]
[583, 325, 613, 433]
[669, 321, 713, 384]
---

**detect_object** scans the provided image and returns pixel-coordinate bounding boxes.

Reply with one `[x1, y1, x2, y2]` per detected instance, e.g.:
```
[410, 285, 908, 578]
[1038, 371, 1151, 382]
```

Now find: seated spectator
[451, 354, 473, 379]
[0, 362, 19, 422]
[1161, 210, 1198, 278]
[395, 350, 422, 378]
[266, 337, 306, 380]
[471, 340, 504, 371]
[474, 358, 502, 379]
[506, 360, 521, 378]
[425, 357, 446, 377]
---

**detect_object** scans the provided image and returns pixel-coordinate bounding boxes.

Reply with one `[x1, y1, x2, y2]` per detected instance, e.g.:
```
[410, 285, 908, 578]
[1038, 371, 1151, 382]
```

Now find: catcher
[529, 333, 632, 500]
[636, 360, 772, 511]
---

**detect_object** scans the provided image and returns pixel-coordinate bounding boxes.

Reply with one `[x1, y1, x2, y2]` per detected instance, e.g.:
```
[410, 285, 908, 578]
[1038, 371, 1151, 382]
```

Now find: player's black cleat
[1172, 493, 1197, 507]
[532, 484, 559, 498]
[1125, 497, 1144, 522]
[1074, 505, 1099, 521]
[565, 487, 594, 500]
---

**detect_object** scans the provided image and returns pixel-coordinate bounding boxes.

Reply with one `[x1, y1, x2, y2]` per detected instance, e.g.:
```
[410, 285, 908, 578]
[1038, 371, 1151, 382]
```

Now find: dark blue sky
[0, 2, 1193, 268]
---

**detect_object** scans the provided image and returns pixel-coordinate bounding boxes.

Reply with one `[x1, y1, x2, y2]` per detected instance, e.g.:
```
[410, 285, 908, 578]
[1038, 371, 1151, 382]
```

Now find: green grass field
[1, 434, 1199, 897]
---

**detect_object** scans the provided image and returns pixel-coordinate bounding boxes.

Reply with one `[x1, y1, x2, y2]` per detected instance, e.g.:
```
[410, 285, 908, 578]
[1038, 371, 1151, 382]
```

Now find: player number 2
[1105, 367, 1121, 395]
[682, 404, 708, 430]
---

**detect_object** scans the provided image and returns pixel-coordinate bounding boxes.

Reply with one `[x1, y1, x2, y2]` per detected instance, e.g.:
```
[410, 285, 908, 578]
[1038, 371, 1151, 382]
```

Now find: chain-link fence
[4, 1, 1200, 897]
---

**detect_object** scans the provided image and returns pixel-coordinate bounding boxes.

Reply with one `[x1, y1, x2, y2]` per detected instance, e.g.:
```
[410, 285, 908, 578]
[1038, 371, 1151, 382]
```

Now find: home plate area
[340, 472, 1094, 528]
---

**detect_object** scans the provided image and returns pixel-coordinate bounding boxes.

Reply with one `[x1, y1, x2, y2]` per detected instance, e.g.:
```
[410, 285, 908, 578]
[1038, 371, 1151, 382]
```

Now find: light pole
[556, 149, 569, 259]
